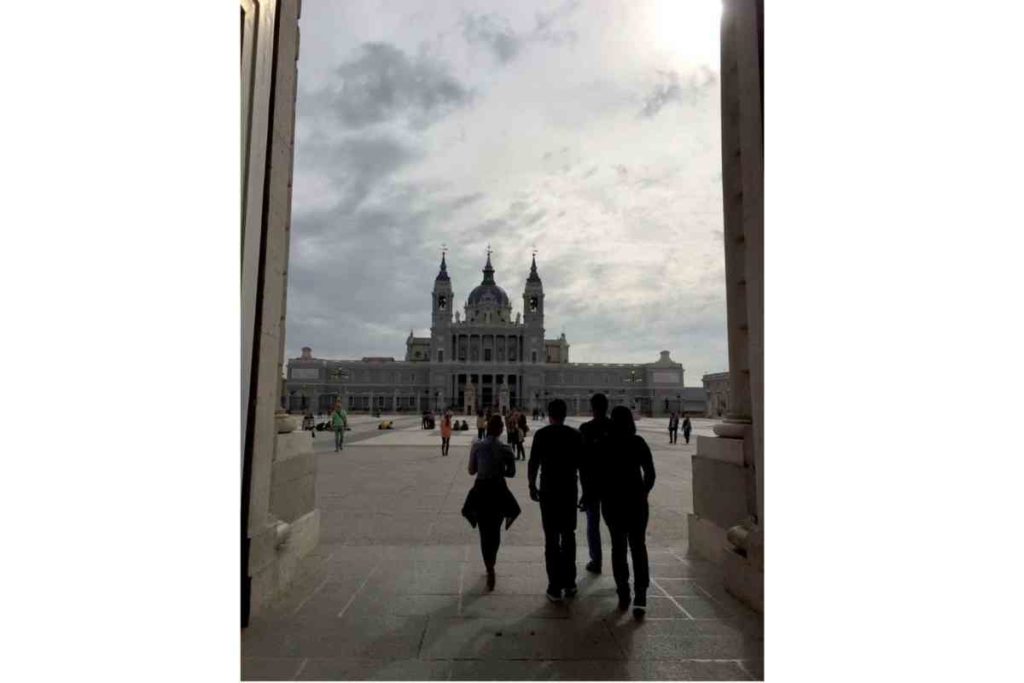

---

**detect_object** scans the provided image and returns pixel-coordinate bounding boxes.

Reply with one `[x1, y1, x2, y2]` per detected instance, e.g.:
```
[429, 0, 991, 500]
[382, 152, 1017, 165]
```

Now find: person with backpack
[598, 406, 656, 618]
[682, 415, 692, 445]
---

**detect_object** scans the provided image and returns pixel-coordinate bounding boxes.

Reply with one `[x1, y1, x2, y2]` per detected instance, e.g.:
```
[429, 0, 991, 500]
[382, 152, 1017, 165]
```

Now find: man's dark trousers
[585, 500, 602, 568]
[540, 498, 577, 592]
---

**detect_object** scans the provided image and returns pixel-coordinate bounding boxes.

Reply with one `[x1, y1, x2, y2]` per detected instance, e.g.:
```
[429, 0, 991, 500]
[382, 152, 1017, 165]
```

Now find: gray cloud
[462, 14, 521, 63]
[532, 0, 580, 46]
[639, 67, 718, 118]
[286, 183, 487, 360]
[310, 42, 472, 130]
[294, 134, 421, 221]
[461, 1, 580, 65]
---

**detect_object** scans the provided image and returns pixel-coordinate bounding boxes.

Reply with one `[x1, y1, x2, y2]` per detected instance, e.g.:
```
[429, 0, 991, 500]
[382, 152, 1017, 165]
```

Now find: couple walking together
[462, 394, 655, 618]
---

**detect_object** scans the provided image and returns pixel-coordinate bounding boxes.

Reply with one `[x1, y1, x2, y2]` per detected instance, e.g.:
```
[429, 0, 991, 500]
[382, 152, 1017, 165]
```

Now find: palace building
[285, 252, 704, 417]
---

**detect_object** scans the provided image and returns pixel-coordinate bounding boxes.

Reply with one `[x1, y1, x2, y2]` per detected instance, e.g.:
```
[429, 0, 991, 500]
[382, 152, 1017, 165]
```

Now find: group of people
[667, 411, 692, 444]
[460, 394, 655, 619]
[473, 408, 529, 460]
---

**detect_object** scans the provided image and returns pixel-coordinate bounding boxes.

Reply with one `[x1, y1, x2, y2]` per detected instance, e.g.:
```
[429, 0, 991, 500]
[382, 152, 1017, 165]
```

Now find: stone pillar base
[249, 509, 321, 617]
[722, 544, 764, 613]
[687, 513, 727, 565]
[247, 430, 321, 620]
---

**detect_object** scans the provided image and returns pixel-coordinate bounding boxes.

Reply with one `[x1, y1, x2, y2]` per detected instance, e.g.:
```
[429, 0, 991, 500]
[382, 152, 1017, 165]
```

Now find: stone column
[686, 0, 762, 614]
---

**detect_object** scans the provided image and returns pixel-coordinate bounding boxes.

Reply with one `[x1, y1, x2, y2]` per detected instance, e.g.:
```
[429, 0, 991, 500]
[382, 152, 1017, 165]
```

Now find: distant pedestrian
[528, 399, 584, 602]
[462, 415, 520, 591]
[600, 406, 656, 619]
[331, 401, 348, 452]
[682, 415, 692, 445]
[441, 412, 453, 456]
[506, 411, 521, 460]
[476, 410, 486, 440]
[668, 411, 679, 444]
[516, 411, 529, 461]
[579, 393, 614, 575]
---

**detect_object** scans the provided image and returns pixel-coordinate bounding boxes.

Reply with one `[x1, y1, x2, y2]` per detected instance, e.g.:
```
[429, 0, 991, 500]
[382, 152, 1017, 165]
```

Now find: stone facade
[285, 253, 692, 417]
[702, 371, 730, 417]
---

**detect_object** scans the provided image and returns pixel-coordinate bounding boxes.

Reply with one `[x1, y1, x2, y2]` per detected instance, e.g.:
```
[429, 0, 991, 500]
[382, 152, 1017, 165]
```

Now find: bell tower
[430, 249, 453, 364]
[432, 249, 453, 328]
[523, 252, 545, 363]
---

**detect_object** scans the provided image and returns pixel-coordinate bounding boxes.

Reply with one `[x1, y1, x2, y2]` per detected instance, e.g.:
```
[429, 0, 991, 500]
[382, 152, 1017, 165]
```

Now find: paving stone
[608, 619, 763, 660]
[244, 438, 763, 679]
[243, 614, 429, 659]
[459, 593, 571, 619]
[463, 571, 552, 596]
[450, 658, 633, 680]
[738, 658, 764, 679]
[347, 593, 461, 618]
[676, 595, 750, 619]
[624, 659, 756, 680]
[419, 617, 623, 661]
[296, 657, 452, 681]
[240, 656, 303, 681]
[651, 578, 706, 597]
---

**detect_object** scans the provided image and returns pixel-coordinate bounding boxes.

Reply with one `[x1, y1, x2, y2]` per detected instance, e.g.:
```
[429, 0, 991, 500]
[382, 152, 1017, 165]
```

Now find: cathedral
[285, 252, 703, 417]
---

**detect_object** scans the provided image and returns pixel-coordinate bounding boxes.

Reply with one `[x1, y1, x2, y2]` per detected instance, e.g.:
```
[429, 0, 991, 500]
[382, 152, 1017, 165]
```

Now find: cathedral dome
[466, 251, 510, 309]
[467, 283, 510, 308]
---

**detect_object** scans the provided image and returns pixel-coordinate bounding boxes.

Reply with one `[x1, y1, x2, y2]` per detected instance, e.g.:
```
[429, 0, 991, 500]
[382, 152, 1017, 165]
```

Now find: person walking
[476, 409, 486, 440]
[516, 411, 529, 461]
[331, 401, 348, 452]
[681, 415, 692, 445]
[528, 398, 584, 602]
[600, 406, 656, 619]
[506, 411, 521, 460]
[440, 412, 453, 456]
[668, 411, 679, 444]
[579, 393, 614, 575]
[462, 415, 520, 591]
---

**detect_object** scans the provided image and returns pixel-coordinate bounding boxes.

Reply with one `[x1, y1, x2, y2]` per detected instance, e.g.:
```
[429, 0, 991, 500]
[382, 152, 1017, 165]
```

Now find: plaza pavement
[242, 415, 764, 681]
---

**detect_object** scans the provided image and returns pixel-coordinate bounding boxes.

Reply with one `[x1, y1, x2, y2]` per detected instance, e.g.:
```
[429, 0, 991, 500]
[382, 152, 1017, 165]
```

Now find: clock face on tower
[529, 296, 538, 312]
[438, 295, 447, 311]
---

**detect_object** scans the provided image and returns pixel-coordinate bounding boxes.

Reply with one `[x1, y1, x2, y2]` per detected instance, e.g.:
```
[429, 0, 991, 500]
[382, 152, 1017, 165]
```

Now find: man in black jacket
[528, 398, 583, 602]
[578, 393, 613, 575]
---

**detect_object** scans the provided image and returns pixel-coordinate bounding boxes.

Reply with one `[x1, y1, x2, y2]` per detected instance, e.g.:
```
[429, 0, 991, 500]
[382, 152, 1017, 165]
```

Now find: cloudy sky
[286, 0, 726, 383]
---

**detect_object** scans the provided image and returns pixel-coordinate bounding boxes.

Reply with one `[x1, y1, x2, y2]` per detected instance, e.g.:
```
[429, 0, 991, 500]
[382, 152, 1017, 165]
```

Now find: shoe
[585, 561, 601, 574]
[633, 595, 647, 619]
[617, 591, 631, 611]
[486, 569, 496, 591]
[545, 588, 562, 603]
[564, 584, 578, 598]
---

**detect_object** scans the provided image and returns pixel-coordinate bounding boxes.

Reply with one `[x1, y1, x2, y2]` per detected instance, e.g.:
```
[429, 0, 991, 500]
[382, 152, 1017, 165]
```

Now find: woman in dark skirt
[463, 415, 520, 590]
[600, 406, 656, 618]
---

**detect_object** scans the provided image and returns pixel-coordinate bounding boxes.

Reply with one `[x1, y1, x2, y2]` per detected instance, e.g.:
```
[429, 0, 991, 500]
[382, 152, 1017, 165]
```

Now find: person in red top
[440, 412, 453, 456]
